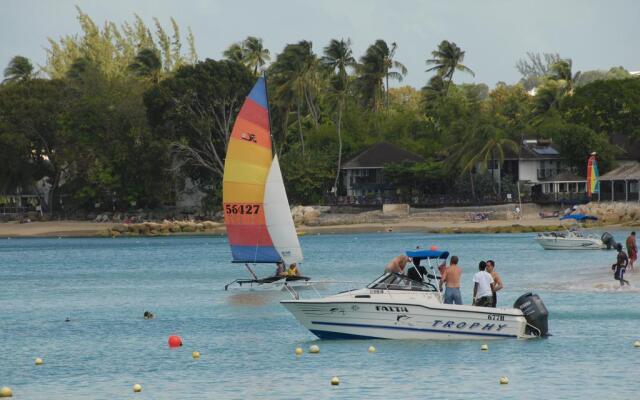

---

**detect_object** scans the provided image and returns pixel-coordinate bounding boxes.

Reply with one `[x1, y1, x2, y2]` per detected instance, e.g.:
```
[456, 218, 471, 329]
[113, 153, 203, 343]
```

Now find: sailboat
[223, 77, 312, 291]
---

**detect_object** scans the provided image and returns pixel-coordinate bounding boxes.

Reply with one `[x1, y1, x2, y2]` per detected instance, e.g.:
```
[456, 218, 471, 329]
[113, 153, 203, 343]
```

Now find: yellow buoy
[309, 344, 320, 354]
[192, 351, 201, 359]
[500, 376, 509, 385]
[295, 347, 303, 356]
[331, 376, 340, 386]
[368, 346, 376, 353]
[132, 384, 142, 393]
[481, 344, 489, 351]
[35, 357, 44, 366]
[634, 340, 640, 348]
[0, 387, 12, 398]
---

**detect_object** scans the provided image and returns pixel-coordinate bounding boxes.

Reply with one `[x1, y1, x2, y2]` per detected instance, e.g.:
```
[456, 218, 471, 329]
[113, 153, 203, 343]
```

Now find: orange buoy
[168, 335, 183, 348]
[430, 245, 438, 251]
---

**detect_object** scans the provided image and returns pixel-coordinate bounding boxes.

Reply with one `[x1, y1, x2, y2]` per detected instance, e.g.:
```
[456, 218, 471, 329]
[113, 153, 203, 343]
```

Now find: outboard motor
[513, 292, 549, 337]
[601, 232, 617, 250]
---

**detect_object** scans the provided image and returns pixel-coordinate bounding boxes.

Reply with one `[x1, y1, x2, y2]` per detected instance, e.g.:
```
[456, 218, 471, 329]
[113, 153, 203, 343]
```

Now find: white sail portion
[264, 155, 303, 265]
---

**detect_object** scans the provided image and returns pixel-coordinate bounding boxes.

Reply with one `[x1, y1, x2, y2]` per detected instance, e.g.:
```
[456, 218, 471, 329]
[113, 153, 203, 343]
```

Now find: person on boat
[625, 232, 637, 271]
[612, 244, 630, 286]
[384, 255, 410, 274]
[486, 260, 503, 307]
[440, 255, 462, 305]
[286, 263, 300, 277]
[407, 258, 428, 282]
[473, 261, 495, 307]
[274, 261, 286, 277]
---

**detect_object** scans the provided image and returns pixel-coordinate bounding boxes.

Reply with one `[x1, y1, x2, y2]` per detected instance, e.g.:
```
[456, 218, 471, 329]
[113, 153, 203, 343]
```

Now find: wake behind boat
[281, 250, 549, 340]
[222, 77, 316, 291]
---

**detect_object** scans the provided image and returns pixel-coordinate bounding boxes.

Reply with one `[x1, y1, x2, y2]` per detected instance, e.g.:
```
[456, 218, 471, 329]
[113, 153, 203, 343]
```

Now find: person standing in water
[473, 261, 495, 307]
[613, 244, 630, 286]
[440, 256, 462, 304]
[486, 260, 503, 307]
[626, 232, 637, 271]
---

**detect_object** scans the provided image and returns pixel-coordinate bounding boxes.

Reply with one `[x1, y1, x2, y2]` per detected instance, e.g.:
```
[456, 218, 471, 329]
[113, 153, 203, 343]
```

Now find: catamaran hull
[281, 300, 530, 340]
[535, 237, 605, 250]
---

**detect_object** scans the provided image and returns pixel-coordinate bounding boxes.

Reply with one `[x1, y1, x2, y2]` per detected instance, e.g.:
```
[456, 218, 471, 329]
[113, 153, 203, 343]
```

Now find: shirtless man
[486, 260, 503, 307]
[626, 232, 636, 271]
[384, 255, 410, 274]
[440, 255, 462, 304]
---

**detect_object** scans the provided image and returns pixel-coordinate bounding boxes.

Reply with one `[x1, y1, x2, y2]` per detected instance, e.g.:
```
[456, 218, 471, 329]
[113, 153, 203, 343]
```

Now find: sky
[1, 0, 639, 88]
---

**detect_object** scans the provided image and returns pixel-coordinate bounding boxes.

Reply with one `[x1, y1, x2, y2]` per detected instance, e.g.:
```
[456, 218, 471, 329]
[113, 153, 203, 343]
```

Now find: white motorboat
[535, 229, 606, 250]
[281, 250, 549, 340]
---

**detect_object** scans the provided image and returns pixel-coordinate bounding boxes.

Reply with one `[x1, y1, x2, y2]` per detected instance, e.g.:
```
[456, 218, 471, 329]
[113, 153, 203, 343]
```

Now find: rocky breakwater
[105, 220, 224, 237]
[577, 202, 640, 226]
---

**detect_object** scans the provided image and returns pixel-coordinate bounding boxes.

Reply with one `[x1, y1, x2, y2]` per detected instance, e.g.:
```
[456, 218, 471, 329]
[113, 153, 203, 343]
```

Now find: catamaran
[223, 77, 313, 291]
[282, 249, 549, 340]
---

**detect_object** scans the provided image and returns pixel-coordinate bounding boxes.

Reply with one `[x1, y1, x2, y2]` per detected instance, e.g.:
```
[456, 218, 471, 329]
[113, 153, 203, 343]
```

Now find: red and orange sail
[587, 153, 599, 197]
[222, 78, 281, 262]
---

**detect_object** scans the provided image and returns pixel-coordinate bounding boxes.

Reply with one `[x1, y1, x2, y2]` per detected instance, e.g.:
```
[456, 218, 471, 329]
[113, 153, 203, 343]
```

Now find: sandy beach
[0, 215, 606, 238]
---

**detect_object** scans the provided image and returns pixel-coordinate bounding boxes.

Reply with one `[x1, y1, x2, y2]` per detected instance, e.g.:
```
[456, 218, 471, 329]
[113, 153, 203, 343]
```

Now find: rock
[111, 224, 128, 233]
[182, 223, 197, 232]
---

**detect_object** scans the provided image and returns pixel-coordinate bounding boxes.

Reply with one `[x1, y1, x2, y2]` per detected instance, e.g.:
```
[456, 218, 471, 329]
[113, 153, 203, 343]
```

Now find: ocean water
[1, 231, 639, 400]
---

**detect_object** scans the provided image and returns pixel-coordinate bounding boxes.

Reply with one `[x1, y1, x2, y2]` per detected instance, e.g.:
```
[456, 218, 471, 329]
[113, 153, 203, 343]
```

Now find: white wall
[518, 160, 539, 182]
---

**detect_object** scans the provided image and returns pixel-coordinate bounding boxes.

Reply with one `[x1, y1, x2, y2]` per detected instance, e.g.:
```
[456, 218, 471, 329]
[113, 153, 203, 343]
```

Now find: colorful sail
[223, 77, 302, 264]
[587, 153, 599, 196]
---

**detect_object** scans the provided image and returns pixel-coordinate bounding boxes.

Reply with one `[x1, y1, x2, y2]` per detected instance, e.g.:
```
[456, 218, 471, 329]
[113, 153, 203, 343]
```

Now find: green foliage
[3, 55, 35, 83]
[43, 7, 196, 79]
[280, 149, 334, 204]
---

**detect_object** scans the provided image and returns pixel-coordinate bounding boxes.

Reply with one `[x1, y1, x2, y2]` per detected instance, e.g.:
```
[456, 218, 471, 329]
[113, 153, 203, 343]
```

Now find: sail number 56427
[225, 204, 261, 215]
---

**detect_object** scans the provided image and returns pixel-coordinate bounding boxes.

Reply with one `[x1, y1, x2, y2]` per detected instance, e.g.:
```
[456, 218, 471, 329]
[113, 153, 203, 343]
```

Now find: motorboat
[534, 214, 616, 250]
[281, 250, 549, 340]
[222, 77, 318, 291]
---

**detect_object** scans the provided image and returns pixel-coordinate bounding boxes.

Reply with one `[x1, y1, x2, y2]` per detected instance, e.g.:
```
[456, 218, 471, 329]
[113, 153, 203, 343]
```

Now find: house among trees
[341, 142, 424, 203]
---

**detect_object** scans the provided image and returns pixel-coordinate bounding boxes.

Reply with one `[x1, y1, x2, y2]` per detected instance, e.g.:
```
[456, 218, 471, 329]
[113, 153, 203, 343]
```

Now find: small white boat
[281, 250, 549, 340]
[535, 229, 606, 250]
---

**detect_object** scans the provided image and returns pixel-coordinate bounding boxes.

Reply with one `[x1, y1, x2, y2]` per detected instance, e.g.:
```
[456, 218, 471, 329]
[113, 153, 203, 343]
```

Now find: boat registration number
[487, 314, 505, 321]
[225, 204, 261, 215]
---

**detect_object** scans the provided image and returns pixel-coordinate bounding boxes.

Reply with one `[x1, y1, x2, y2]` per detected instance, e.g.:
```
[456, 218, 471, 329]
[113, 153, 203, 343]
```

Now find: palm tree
[358, 40, 407, 110]
[548, 59, 580, 95]
[426, 40, 474, 95]
[3, 55, 34, 83]
[322, 38, 355, 196]
[270, 41, 320, 156]
[242, 36, 270, 75]
[460, 126, 518, 195]
[128, 48, 162, 84]
[223, 42, 245, 63]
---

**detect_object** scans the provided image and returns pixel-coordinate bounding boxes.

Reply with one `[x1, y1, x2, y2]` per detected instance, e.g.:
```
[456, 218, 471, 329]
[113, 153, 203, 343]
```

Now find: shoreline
[0, 218, 634, 238]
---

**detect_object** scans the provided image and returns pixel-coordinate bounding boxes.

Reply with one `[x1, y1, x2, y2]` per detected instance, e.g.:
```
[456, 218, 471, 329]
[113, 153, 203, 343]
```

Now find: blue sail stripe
[231, 245, 281, 263]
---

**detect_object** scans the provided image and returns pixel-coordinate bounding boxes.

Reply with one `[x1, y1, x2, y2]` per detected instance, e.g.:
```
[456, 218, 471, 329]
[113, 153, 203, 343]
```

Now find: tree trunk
[296, 101, 305, 157]
[385, 73, 389, 109]
[333, 101, 343, 199]
[469, 170, 476, 201]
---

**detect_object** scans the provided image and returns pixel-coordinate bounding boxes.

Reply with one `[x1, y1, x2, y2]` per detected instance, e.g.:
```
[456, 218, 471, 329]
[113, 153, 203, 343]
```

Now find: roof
[600, 161, 640, 181]
[540, 170, 585, 182]
[342, 142, 424, 169]
[503, 139, 562, 161]
[406, 250, 449, 260]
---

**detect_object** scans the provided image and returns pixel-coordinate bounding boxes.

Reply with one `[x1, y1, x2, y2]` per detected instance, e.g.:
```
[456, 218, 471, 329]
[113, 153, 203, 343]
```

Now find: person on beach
[440, 256, 462, 304]
[473, 261, 495, 307]
[385, 255, 410, 274]
[486, 260, 503, 307]
[274, 261, 286, 276]
[612, 244, 630, 286]
[625, 232, 637, 271]
[286, 263, 300, 277]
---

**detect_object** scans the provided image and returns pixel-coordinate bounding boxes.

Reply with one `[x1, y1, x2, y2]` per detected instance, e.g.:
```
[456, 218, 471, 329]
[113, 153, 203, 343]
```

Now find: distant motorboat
[534, 213, 616, 250]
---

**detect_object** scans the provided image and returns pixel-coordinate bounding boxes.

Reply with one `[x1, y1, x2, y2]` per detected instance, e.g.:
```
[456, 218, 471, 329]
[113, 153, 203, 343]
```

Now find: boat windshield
[367, 273, 437, 292]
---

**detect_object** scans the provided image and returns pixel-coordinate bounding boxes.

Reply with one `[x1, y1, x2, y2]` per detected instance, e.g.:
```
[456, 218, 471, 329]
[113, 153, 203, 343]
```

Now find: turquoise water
[1, 232, 639, 399]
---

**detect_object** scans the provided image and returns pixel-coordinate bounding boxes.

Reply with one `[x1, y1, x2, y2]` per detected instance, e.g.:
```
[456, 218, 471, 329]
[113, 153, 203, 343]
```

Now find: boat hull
[535, 237, 604, 250]
[281, 298, 529, 340]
